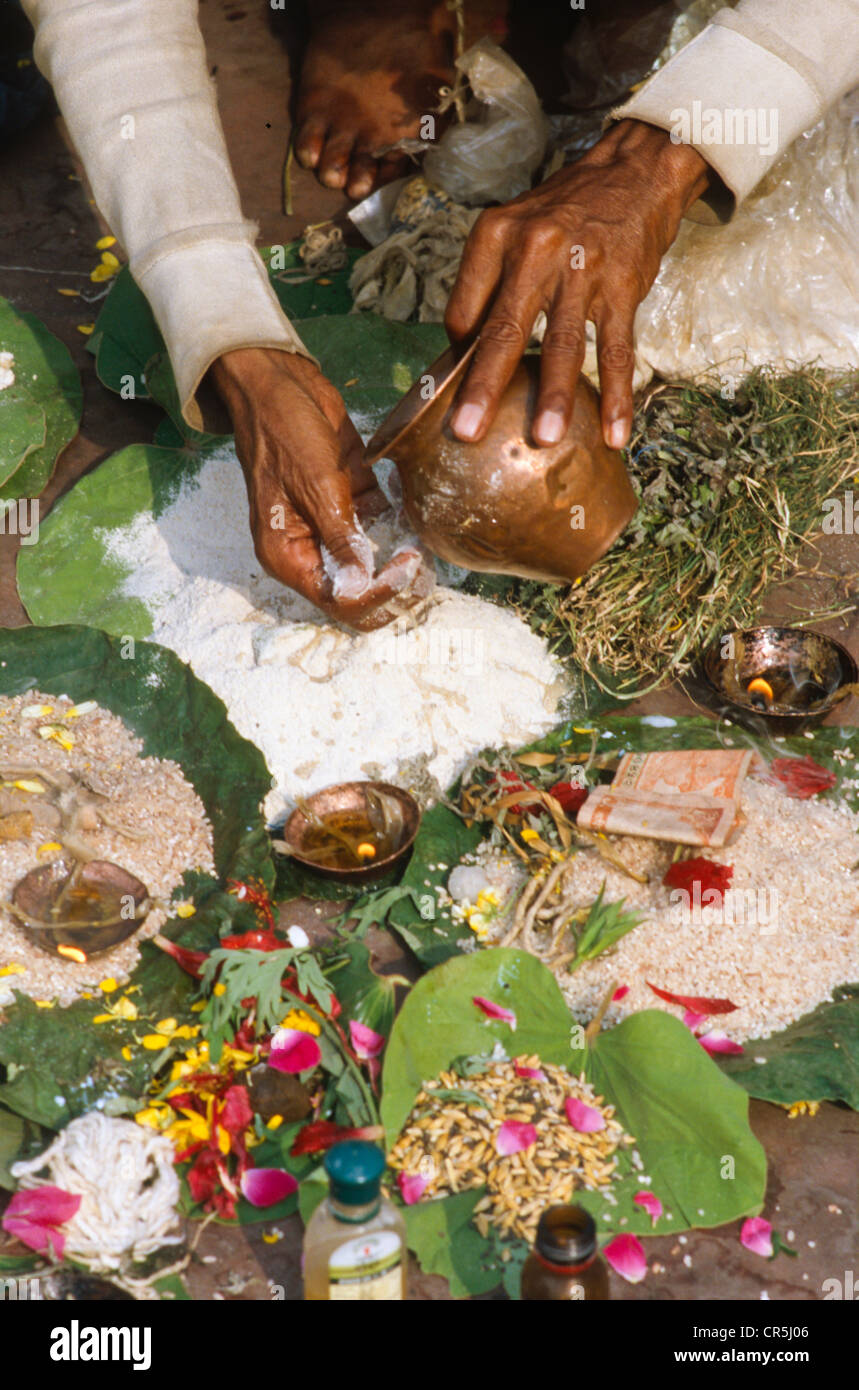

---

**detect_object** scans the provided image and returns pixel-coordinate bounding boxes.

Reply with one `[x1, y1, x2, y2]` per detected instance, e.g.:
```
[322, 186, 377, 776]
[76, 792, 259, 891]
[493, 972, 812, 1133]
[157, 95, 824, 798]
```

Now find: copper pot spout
[365, 343, 638, 584]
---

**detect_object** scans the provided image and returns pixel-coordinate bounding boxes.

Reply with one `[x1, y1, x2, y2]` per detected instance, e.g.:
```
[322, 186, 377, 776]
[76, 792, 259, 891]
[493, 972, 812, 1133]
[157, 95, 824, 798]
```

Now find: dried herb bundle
[467, 369, 859, 694]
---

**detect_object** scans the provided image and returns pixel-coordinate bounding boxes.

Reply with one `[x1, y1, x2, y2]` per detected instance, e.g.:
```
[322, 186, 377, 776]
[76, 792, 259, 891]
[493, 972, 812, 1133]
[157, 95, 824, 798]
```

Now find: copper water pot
[365, 344, 638, 584]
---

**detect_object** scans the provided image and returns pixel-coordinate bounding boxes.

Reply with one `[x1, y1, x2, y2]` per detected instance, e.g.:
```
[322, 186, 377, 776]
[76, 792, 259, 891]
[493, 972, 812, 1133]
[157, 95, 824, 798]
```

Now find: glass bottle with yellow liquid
[303, 1141, 407, 1301]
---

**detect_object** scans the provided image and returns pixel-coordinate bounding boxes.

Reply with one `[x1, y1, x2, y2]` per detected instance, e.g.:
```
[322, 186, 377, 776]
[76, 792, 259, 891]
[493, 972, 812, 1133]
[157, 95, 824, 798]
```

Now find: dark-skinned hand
[209, 347, 431, 631]
[446, 119, 712, 451]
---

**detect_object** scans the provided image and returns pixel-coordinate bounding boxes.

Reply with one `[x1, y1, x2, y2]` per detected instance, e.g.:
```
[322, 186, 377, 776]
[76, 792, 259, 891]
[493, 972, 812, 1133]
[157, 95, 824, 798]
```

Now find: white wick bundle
[11, 1112, 186, 1299]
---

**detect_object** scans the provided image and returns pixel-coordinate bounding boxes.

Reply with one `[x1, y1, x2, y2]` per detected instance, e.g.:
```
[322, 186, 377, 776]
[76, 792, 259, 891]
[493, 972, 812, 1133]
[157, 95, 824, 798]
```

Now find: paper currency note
[577, 749, 751, 846]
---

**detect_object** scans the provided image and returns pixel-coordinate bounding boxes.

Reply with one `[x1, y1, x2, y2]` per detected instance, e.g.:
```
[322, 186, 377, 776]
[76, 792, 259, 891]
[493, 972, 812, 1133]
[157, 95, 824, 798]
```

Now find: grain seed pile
[456, 777, 859, 1042]
[386, 1058, 634, 1243]
[0, 692, 214, 1006]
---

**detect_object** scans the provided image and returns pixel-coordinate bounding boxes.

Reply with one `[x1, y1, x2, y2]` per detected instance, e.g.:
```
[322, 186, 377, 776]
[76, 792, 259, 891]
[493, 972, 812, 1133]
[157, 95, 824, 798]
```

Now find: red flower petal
[683, 1009, 708, 1032]
[697, 1030, 744, 1056]
[268, 1028, 322, 1074]
[548, 781, 589, 816]
[220, 1084, 253, 1137]
[1, 1185, 82, 1262]
[495, 1120, 537, 1155]
[663, 857, 733, 903]
[740, 1217, 773, 1257]
[766, 756, 836, 800]
[646, 982, 738, 1015]
[221, 929, 284, 951]
[513, 1057, 545, 1080]
[492, 770, 537, 815]
[152, 934, 207, 978]
[397, 1172, 428, 1205]
[349, 1019, 385, 1059]
[565, 1097, 606, 1132]
[612, 985, 629, 1002]
[633, 1191, 663, 1227]
[603, 1234, 648, 1283]
[290, 1122, 384, 1157]
[472, 996, 517, 1029]
[240, 1167, 298, 1208]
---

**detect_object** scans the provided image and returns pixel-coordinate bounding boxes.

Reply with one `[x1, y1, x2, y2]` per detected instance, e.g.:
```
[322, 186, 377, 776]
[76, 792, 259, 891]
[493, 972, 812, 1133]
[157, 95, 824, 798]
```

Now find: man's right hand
[210, 347, 431, 631]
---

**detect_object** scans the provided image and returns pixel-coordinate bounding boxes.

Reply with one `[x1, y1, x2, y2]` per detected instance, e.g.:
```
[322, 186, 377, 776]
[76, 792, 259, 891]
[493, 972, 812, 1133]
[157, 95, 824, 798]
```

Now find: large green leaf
[387, 802, 483, 967]
[18, 442, 215, 636]
[718, 985, 859, 1108]
[404, 1190, 501, 1299]
[0, 299, 82, 500]
[382, 949, 766, 1270]
[0, 625, 274, 1144]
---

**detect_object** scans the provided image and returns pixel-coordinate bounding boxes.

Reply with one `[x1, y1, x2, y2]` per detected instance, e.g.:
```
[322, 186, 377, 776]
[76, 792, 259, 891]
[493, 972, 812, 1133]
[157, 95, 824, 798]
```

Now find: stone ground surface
[0, 0, 856, 1302]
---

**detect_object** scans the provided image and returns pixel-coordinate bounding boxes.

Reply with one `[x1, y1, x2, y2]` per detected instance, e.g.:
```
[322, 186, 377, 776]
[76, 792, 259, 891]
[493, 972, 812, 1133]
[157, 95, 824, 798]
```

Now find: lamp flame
[57, 944, 87, 964]
[747, 677, 775, 707]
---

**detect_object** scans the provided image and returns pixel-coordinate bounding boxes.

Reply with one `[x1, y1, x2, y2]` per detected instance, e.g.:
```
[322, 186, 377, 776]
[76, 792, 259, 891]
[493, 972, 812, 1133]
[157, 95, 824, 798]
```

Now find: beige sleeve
[611, 0, 859, 220]
[21, 0, 313, 431]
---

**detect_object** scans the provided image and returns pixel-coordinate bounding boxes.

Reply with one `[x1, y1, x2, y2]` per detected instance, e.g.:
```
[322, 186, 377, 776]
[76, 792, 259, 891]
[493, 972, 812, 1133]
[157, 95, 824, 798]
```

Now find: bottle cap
[534, 1204, 597, 1265]
[324, 1140, 385, 1208]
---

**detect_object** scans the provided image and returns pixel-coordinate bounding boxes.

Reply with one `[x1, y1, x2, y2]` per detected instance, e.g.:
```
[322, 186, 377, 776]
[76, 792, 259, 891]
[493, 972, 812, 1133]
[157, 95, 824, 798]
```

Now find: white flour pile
[101, 444, 566, 823]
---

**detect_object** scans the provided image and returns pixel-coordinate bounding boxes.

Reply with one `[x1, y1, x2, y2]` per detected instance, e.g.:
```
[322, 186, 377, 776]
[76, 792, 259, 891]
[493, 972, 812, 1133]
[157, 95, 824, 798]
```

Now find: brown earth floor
[0, 0, 856, 1301]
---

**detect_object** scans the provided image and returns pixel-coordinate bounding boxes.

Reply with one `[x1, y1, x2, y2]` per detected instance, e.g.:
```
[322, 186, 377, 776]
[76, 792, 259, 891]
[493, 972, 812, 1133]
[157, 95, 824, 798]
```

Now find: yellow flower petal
[135, 1107, 168, 1130]
[190, 1000, 205, 1013]
[262, 1231, 282, 1245]
[279, 1008, 321, 1037]
[37, 842, 63, 855]
[35, 1000, 54, 1008]
[10, 780, 44, 794]
[95, 234, 117, 250]
[66, 701, 97, 719]
[154, 1017, 178, 1035]
[57, 287, 80, 297]
[217, 1126, 231, 1156]
[266, 1115, 283, 1130]
[174, 902, 196, 919]
[213, 982, 226, 997]
[76, 323, 95, 335]
[121, 1046, 133, 1061]
[99, 978, 119, 993]
[112, 997, 138, 1021]
[100, 250, 120, 270]
[92, 1013, 115, 1024]
[90, 263, 114, 282]
[0, 963, 26, 977]
[141, 1034, 169, 1050]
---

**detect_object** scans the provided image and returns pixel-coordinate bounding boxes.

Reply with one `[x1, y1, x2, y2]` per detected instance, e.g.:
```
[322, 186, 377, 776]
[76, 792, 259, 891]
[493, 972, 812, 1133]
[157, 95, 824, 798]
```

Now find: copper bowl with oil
[700, 626, 858, 735]
[365, 343, 638, 583]
[10, 857, 151, 960]
[281, 781, 421, 884]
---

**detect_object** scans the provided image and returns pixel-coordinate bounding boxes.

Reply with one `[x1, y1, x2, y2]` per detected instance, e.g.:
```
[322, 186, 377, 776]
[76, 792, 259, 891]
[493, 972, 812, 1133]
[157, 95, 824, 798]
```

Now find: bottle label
[328, 1231, 403, 1301]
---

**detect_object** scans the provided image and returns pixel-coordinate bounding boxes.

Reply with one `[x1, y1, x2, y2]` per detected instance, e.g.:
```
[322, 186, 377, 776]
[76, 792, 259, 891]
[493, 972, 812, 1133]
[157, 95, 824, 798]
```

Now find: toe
[346, 152, 378, 200]
[293, 113, 327, 169]
[317, 132, 355, 189]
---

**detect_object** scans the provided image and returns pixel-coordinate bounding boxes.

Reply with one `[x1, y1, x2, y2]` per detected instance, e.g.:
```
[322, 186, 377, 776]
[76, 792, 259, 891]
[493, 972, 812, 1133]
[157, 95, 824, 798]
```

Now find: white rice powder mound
[100, 444, 567, 822]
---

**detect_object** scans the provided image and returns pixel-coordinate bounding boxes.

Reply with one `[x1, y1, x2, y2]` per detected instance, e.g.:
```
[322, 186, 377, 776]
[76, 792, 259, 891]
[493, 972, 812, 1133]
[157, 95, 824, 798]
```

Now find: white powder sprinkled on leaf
[100, 443, 566, 822]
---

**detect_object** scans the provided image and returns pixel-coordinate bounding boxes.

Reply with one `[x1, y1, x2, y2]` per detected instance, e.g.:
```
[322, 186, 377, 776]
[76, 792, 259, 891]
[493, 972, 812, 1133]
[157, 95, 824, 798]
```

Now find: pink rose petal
[397, 1171, 428, 1205]
[268, 1027, 322, 1074]
[740, 1217, 773, 1258]
[513, 1057, 545, 1080]
[240, 1167, 298, 1208]
[1, 1185, 81, 1262]
[565, 1097, 606, 1132]
[349, 1019, 385, 1059]
[683, 1009, 708, 1032]
[697, 1030, 744, 1056]
[495, 1120, 537, 1156]
[472, 996, 517, 1030]
[633, 1191, 663, 1227]
[612, 985, 629, 1002]
[604, 1233, 648, 1283]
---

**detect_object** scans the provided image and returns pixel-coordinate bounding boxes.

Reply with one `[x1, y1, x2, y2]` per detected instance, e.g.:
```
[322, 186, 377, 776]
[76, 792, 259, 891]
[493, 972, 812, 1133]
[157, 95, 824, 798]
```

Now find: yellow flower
[165, 1108, 210, 1149]
[100, 250, 120, 272]
[99, 978, 119, 993]
[217, 1126, 231, 1156]
[95, 234, 117, 250]
[784, 1100, 821, 1119]
[262, 1230, 283, 1245]
[92, 1014, 115, 1024]
[121, 1046, 133, 1062]
[35, 1000, 54, 1008]
[267, 1115, 283, 1130]
[76, 323, 95, 335]
[154, 1017, 178, 1035]
[280, 1008, 321, 1037]
[0, 964, 26, 978]
[37, 842, 63, 855]
[170, 1024, 200, 1041]
[190, 1000, 205, 1013]
[141, 1034, 170, 1051]
[520, 828, 539, 843]
[135, 1104, 170, 1131]
[95, 995, 138, 1022]
[174, 902, 196, 919]
[213, 982, 226, 997]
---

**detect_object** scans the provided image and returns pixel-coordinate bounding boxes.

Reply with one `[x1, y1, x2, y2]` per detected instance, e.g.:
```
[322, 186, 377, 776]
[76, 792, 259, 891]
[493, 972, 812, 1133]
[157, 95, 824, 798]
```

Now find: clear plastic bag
[423, 37, 548, 206]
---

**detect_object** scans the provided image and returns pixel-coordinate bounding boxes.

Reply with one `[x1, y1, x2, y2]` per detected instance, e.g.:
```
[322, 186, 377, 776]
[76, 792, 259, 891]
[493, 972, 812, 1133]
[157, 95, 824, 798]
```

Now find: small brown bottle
[521, 1205, 610, 1300]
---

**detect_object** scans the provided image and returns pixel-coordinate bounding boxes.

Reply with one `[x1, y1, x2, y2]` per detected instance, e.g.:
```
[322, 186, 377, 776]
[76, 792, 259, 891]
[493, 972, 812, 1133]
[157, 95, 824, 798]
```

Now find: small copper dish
[700, 626, 858, 735]
[10, 858, 150, 960]
[365, 343, 638, 584]
[280, 781, 420, 884]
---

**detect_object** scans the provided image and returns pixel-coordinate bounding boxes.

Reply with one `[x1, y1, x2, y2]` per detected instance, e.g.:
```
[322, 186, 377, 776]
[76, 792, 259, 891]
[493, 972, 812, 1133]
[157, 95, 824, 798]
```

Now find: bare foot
[293, 1, 455, 200]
